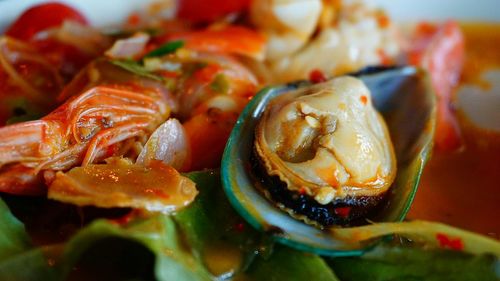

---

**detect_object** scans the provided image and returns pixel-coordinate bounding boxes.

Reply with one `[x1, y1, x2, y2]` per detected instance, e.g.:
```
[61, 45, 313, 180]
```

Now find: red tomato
[6, 2, 87, 41]
[177, 0, 251, 22]
[408, 21, 465, 152]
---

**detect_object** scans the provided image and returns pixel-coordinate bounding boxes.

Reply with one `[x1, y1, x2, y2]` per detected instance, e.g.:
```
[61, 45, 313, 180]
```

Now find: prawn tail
[0, 120, 65, 167]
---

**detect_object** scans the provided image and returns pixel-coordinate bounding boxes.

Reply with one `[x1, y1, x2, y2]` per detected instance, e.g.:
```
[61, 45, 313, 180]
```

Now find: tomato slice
[6, 2, 88, 41]
[408, 21, 465, 152]
[177, 0, 251, 22]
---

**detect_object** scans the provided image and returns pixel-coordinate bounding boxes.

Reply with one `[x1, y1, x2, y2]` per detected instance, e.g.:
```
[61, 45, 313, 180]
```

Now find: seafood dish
[0, 0, 498, 280]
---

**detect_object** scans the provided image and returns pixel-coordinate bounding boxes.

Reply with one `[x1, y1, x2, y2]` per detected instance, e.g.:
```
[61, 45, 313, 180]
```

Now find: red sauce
[407, 23, 500, 239]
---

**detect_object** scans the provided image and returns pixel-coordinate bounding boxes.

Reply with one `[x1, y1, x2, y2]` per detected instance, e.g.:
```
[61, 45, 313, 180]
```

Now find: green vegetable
[110, 59, 163, 81]
[144, 40, 184, 58]
[174, 171, 262, 275]
[329, 243, 500, 281]
[246, 245, 340, 281]
[0, 171, 497, 280]
[210, 74, 230, 94]
[59, 216, 212, 281]
[175, 171, 339, 280]
[0, 199, 57, 280]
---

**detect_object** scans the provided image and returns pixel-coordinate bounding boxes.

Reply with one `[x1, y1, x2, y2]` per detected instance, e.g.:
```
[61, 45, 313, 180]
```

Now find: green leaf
[59, 216, 211, 281]
[0, 199, 31, 260]
[175, 171, 262, 277]
[177, 171, 339, 281]
[210, 74, 230, 94]
[144, 40, 184, 58]
[0, 198, 58, 281]
[244, 245, 340, 281]
[328, 243, 500, 281]
[109, 59, 163, 81]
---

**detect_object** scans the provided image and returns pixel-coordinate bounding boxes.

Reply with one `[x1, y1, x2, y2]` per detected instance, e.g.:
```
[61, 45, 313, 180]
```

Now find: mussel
[222, 66, 435, 255]
[253, 76, 397, 227]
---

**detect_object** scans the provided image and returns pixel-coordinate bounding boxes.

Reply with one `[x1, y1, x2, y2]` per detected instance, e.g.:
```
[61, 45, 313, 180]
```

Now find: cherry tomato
[177, 0, 251, 23]
[6, 2, 87, 41]
[408, 21, 465, 152]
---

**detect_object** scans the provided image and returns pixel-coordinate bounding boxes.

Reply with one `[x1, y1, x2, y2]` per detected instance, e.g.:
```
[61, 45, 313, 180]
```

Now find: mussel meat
[253, 76, 396, 226]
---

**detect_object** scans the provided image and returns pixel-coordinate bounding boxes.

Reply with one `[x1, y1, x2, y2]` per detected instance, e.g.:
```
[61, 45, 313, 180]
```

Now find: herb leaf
[210, 74, 230, 94]
[144, 40, 184, 58]
[110, 59, 163, 81]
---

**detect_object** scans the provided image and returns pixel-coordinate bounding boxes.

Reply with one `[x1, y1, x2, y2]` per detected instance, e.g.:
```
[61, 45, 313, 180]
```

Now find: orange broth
[407, 23, 500, 238]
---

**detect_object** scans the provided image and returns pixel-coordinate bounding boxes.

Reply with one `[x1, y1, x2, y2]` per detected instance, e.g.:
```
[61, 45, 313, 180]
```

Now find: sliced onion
[105, 32, 150, 59]
[48, 158, 197, 213]
[136, 118, 190, 170]
[52, 21, 111, 55]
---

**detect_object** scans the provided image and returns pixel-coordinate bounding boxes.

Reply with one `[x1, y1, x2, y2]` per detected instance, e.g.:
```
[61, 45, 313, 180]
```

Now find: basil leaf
[109, 59, 163, 81]
[144, 40, 184, 58]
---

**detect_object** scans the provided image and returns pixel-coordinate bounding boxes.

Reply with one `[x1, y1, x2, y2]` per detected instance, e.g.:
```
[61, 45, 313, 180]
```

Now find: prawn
[0, 59, 174, 195]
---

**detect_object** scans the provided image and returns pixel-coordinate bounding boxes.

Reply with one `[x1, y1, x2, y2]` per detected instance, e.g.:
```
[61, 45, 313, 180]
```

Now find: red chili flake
[110, 210, 135, 225]
[375, 10, 390, 29]
[298, 187, 307, 195]
[377, 49, 393, 65]
[234, 222, 245, 233]
[309, 69, 327, 84]
[334, 207, 351, 218]
[436, 233, 464, 251]
[360, 95, 368, 105]
[127, 13, 141, 26]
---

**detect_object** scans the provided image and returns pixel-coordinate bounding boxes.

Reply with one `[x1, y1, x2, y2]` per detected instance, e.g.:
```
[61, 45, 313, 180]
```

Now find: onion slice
[136, 118, 190, 170]
[105, 32, 150, 59]
[48, 158, 197, 213]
